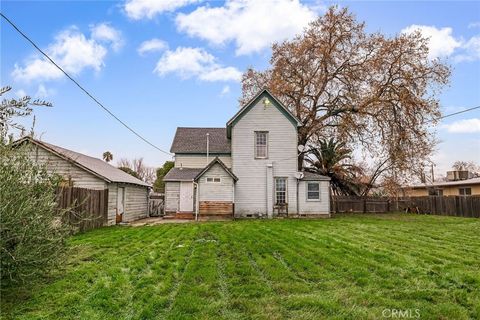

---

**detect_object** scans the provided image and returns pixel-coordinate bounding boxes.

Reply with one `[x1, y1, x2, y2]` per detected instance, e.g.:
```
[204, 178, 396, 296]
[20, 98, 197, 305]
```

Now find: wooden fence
[149, 193, 164, 217]
[56, 187, 109, 232]
[331, 195, 480, 218]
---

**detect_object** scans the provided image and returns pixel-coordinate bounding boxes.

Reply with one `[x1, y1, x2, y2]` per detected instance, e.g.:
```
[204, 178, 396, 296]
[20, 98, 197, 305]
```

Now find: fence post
[363, 198, 367, 213]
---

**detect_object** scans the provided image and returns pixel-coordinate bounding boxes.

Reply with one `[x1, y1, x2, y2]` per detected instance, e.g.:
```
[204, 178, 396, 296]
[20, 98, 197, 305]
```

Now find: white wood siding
[298, 181, 330, 215]
[123, 184, 149, 222]
[165, 182, 180, 212]
[198, 163, 234, 202]
[175, 154, 232, 168]
[231, 98, 298, 216]
[26, 144, 107, 189]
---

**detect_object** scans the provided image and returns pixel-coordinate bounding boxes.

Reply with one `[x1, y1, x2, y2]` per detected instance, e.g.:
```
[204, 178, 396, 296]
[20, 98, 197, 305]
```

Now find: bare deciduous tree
[117, 157, 156, 184]
[241, 6, 450, 190]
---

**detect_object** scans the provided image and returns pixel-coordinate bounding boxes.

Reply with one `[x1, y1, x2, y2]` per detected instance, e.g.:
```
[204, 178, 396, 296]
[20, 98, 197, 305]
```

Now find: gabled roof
[170, 127, 231, 154]
[301, 171, 331, 181]
[226, 89, 302, 138]
[163, 168, 203, 182]
[14, 137, 150, 187]
[194, 157, 238, 182]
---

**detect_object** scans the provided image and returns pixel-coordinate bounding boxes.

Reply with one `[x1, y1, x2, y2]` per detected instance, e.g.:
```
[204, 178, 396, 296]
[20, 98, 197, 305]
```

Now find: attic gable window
[255, 131, 268, 159]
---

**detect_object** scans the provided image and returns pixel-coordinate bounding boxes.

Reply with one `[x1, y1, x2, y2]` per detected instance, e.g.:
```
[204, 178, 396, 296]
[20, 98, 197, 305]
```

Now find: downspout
[193, 181, 199, 221]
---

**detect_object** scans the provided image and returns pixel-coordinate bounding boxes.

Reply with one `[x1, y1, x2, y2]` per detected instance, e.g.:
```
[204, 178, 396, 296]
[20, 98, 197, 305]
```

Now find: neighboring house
[403, 170, 480, 196]
[15, 137, 151, 225]
[164, 89, 331, 219]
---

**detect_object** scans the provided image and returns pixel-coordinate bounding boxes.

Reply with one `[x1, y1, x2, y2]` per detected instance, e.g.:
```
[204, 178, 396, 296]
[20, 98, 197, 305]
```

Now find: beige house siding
[165, 182, 180, 212]
[406, 184, 480, 196]
[298, 180, 330, 215]
[198, 163, 234, 202]
[26, 144, 107, 189]
[231, 98, 298, 217]
[175, 154, 232, 168]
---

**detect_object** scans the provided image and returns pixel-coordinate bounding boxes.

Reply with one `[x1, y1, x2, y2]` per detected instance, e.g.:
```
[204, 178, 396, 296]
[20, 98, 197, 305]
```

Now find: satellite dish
[298, 145, 306, 152]
[294, 172, 304, 179]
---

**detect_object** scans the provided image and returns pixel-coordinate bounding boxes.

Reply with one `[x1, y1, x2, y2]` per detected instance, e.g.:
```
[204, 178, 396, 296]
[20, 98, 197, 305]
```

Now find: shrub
[0, 143, 70, 288]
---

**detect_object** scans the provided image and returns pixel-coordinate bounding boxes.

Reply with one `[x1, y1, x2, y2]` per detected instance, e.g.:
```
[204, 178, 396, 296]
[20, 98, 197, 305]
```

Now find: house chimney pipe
[206, 133, 210, 165]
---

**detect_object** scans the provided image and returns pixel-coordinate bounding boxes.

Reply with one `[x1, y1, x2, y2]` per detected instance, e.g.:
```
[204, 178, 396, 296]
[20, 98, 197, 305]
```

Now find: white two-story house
[164, 89, 331, 219]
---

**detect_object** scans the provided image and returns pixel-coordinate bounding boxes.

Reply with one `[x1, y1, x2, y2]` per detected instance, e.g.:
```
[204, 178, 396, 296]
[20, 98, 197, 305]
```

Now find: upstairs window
[459, 187, 471, 196]
[255, 131, 268, 159]
[307, 182, 320, 201]
[206, 177, 221, 183]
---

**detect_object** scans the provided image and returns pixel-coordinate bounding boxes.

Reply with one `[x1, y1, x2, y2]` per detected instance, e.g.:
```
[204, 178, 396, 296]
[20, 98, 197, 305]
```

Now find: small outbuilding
[15, 137, 151, 225]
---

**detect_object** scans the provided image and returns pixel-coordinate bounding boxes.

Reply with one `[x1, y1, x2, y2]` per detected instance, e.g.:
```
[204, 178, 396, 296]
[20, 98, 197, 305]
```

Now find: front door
[179, 182, 193, 212]
[116, 187, 125, 223]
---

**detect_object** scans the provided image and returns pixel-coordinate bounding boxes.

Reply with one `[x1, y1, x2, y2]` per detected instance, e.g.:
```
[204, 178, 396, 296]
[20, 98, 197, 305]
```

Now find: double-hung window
[459, 187, 471, 196]
[307, 182, 320, 201]
[275, 177, 287, 205]
[255, 131, 268, 158]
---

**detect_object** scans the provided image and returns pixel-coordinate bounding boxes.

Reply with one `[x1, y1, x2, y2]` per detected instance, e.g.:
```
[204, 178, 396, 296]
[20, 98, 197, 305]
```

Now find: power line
[1, 12, 172, 156]
[430, 105, 480, 122]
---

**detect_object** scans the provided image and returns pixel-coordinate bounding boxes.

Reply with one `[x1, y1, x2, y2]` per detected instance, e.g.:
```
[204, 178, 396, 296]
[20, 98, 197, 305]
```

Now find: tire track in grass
[279, 221, 479, 316]
[158, 224, 199, 319]
[83, 226, 184, 320]
[214, 222, 285, 319]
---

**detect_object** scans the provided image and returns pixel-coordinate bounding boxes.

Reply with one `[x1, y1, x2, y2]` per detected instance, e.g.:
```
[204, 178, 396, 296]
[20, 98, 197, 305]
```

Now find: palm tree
[304, 138, 362, 196]
[102, 151, 113, 163]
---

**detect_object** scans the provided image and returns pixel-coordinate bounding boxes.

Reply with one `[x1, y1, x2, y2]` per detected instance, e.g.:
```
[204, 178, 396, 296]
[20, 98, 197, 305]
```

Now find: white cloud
[15, 89, 27, 98]
[90, 23, 124, 51]
[401, 25, 462, 59]
[12, 25, 121, 82]
[176, 0, 317, 55]
[124, 0, 201, 19]
[468, 22, 480, 29]
[35, 84, 55, 98]
[220, 85, 230, 96]
[137, 38, 168, 55]
[455, 36, 480, 62]
[154, 47, 241, 82]
[442, 118, 480, 133]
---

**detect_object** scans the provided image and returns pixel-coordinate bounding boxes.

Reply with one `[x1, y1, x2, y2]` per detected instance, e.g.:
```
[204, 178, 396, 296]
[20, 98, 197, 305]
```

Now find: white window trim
[206, 177, 221, 183]
[306, 182, 321, 201]
[274, 177, 288, 205]
[254, 131, 269, 159]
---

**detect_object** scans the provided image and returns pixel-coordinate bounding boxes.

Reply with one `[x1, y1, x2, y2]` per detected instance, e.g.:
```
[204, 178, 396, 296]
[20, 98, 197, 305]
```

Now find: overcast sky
[1, 0, 479, 176]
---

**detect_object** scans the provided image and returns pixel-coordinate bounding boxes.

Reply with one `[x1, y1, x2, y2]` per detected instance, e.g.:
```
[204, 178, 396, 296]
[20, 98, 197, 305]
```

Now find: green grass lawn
[2, 214, 480, 319]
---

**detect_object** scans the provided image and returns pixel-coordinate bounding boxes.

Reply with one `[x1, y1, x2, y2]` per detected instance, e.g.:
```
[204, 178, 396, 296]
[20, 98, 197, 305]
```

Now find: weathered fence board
[331, 195, 480, 218]
[149, 193, 164, 217]
[56, 187, 108, 232]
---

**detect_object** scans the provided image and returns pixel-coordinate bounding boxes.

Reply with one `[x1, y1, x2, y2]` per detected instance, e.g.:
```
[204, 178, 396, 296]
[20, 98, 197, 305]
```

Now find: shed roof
[170, 127, 231, 154]
[163, 167, 203, 181]
[407, 177, 480, 189]
[301, 171, 331, 181]
[14, 137, 150, 187]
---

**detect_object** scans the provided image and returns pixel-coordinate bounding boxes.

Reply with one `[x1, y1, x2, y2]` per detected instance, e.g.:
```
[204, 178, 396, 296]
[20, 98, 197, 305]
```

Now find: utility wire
[1, 12, 172, 156]
[429, 105, 480, 122]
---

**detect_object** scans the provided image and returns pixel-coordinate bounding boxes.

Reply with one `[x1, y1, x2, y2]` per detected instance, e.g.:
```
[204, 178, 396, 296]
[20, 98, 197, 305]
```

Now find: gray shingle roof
[164, 167, 203, 181]
[16, 137, 150, 187]
[170, 127, 230, 154]
[301, 171, 331, 181]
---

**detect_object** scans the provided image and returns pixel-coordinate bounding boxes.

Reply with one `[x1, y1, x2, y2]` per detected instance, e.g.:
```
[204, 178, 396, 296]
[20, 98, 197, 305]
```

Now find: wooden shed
[15, 137, 151, 225]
